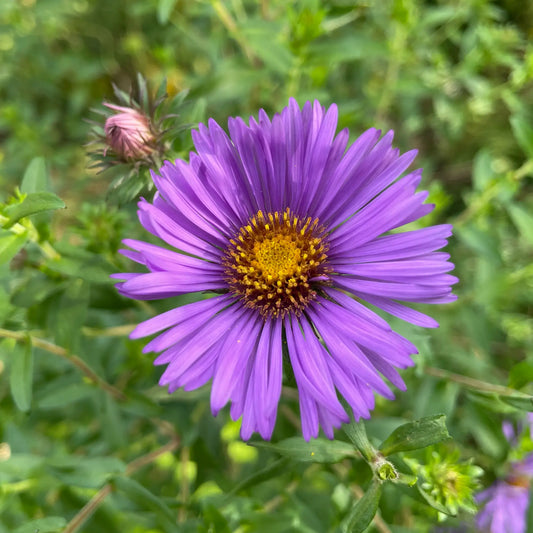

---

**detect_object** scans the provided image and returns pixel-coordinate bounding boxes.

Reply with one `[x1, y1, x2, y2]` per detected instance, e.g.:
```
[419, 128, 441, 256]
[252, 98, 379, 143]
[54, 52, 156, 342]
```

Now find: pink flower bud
[104, 104, 155, 160]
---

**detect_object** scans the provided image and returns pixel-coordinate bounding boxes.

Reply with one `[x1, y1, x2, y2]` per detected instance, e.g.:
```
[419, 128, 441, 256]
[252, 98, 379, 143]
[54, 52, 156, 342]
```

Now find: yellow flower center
[223, 208, 330, 318]
[254, 236, 302, 279]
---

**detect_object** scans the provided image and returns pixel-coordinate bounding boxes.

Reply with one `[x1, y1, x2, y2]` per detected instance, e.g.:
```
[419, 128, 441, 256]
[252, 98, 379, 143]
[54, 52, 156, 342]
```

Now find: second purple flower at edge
[113, 99, 458, 441]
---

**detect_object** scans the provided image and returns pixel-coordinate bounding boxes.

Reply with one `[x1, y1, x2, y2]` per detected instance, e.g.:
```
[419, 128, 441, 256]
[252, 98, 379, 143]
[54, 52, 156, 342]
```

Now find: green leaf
[342, 417, 376, 462]
[51, 279, 89, 353]
[379, 415, 451, 456]
[202, 504, 231, 533]
[252, 437, 356, 463]
[47, 456, 126, 488]
[394, 471, 418, 486]
[0, 453, 45, 481]
[8, 337, 33, 412]
[4, 192, 65, 227]
[508, 361, 533, 390]
[13, 517, 66, 533]
[37, 382, 95, 409]
[0, 229, 28, 265]
[227, 457, 290, 496]
[242, 22, 294, 74]
[47, 255, 114, 284]
[416, 483, 456, 516]
[510, 115, 533, 160]
[507, 204, 533, 246]
[113, 475, 176, 529]
[120, 390, 162, 417]
[10, 273, 62, 308]
[341, 480, 382, 533]
[456, 225, 502, 265]
[500, 394, 533, 411]
[102, 395, 127, 448]
[20, 157, 50, 194]
[157, 0, 178, 24]
[472, 149, 495, 191]
[467, 389, 533, 412]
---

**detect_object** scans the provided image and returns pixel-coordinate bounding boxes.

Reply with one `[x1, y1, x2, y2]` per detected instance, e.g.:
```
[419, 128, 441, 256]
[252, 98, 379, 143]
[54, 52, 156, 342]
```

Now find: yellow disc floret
[223, 208, 331, 318]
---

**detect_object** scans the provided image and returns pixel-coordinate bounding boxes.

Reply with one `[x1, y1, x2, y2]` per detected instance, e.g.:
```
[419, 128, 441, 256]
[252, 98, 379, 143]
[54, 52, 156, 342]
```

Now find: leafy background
[1, 0, 532, 531]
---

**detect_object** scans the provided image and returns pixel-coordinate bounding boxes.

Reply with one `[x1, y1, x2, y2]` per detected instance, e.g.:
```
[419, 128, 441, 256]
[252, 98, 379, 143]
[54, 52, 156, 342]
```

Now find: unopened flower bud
[103, 104, 155, 161]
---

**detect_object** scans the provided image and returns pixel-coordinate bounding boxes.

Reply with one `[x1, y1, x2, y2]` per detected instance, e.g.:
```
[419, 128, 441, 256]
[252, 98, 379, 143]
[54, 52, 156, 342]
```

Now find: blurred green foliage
[1, 0, 533, 531]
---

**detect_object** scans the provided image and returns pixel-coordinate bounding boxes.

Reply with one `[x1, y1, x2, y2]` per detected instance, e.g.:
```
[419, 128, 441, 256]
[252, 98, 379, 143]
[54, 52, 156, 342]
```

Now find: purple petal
[117, 271, 225, 300]
[210, 311, 263, 415]
[130, 295, 230, 339]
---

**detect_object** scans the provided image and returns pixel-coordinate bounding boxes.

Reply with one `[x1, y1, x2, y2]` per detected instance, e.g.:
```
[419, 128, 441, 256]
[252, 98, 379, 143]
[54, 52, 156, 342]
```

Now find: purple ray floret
[113, 99, 457, 440]
[476, 480, 530, 533]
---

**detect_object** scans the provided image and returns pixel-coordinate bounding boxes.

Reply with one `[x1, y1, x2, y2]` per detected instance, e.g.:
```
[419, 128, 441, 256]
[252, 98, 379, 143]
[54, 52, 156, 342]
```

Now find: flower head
[418, 449, 482, 517]
[476, 480, 530, 533]
[104, 104, 156, 161]
[113, 99, 457, 440]
[475, 416, 533, 533]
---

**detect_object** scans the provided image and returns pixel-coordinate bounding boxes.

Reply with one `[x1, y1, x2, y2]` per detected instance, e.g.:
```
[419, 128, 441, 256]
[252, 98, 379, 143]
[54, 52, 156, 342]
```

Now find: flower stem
[63, 434, 180, 533]
[425, 366, 527, 397]
[0, 328, 126, 401]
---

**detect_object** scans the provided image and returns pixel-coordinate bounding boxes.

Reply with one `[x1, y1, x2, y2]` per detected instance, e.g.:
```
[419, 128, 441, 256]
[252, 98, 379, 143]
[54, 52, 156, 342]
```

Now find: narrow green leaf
[500, 394, 533, 411]
[467, 389, 533, 412]
[202, 504, 231, 533]
[47, 456, 126, 488]
[416, 483, 456, 516]
[252, 437, 356, 463]
[510, 115, 533, 160]
[20, 157, 50, 194]
[157, 0, 178, 24]
[471, 149, 495, 191]
[0, 230, 28, 265]
[379, 415, 450, 456]
[0, 453, 45, 479]
[4, 192, 65, 227]
[37, 382, 95, 409]
[456, 225, 502, 265]
[394, 471, 418, 486]
[113, 475, 176, 526]
[507, 204, 533, 246]
[103, 395, 126, 448]
[13, 516, 66, 533]
[242, 22, 294, 74]
[136, 72, 149, 108]
[227, 457, 290, 496]
[394, 478, 454, 516]
[120, 390, 162, 417]
[342, 418, 376, 462]
[341, 480, 382, 533]
[508, 361, 533, 390]
[9, 337, 33, 412]
[52, 279, 89, 353]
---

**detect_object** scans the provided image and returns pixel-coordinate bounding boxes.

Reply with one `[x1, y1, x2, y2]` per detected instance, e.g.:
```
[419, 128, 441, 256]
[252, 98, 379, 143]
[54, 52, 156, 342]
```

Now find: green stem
[0, 328, 126, 401]
[425, 366, 528, 397]
[82, 324, 136, 337]
[211, 0, 256, 64]
[63, 434, 180, 533]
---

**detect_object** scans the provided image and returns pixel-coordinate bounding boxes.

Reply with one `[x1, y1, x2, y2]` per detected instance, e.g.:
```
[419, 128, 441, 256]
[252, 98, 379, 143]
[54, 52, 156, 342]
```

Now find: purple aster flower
[502, 413, 533, 449]
[113, 99, 457, 440]
[476, 418, 533, 533]
[476, 479, 530, 533]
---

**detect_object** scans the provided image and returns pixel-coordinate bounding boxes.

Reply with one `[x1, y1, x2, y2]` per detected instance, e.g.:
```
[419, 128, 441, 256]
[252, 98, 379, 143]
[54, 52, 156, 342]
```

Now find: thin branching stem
[425, 366, 529, 397]
[0, 328, 126, 401]
[63, 433, 180, 533]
